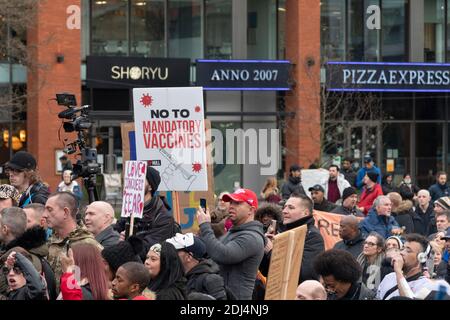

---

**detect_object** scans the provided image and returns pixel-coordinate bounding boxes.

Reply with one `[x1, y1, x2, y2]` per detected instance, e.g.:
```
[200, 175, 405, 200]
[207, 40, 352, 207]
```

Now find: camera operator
[114, 167, 178, 260]
[4, 151, 50, 208]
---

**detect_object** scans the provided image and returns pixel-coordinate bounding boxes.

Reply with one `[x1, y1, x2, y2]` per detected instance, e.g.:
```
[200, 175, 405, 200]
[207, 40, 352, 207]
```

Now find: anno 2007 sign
[132, 87, 207, 191]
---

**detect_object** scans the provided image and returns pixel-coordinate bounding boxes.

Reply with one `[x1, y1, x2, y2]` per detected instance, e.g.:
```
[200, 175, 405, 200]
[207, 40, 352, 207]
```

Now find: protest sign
[313, 210, 364, 250]
[121, 161, 147, 220]
[132, 87, 207, 191]
[265, 225, 307, 300]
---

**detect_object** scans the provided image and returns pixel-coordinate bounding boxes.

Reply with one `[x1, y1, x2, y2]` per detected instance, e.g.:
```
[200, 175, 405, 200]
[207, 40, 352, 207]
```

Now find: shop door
[347, 123, 382, 170]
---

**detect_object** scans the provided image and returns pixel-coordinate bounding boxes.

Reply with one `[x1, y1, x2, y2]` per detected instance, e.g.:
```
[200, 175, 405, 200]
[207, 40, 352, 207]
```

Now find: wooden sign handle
[172, 191, 181, 224]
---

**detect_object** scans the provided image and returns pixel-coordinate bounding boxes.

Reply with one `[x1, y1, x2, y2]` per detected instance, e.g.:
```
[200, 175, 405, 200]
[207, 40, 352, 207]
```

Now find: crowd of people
[0, 150, 449, 300]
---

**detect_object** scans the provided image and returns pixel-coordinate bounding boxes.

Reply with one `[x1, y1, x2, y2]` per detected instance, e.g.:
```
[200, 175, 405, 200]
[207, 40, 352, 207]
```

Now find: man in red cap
[196, 188, 265, 300]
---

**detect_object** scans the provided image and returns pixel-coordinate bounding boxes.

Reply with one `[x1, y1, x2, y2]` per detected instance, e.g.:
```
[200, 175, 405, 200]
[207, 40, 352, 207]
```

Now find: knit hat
[386, 236, 404, 250]
[166, 233, 207, 260]
[289, 164, 301, 172]
[434, 196, 450, 210]
[342, 187, 356, 202]
[101, 236, 143, 273]
[366, 171, 379, 183]
[146, 166, 161, 194]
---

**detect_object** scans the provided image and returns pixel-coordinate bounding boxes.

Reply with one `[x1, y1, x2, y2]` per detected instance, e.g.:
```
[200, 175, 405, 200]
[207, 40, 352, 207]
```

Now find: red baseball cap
[221, 188, 258, 209]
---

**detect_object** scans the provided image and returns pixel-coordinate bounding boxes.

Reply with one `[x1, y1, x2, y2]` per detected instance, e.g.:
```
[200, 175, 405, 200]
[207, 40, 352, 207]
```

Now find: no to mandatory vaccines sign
[132, 87, 207, 191]
[121, 160, 147, 219]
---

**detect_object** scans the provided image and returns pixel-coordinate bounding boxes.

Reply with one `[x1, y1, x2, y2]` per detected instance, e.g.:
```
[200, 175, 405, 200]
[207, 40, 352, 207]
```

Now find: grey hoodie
[199, 220, 265, 300]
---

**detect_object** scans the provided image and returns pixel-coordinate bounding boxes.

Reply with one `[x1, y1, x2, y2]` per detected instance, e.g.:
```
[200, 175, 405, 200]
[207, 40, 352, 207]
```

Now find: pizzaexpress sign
[326, 62, 450, 92]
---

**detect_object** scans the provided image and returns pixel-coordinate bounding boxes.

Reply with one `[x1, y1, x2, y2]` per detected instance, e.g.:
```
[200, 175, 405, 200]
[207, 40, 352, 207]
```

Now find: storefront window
[424, 0, 445, 62]
[415, 93, 445, 120]
[382, 123, 411, 184]
[382, 0, 407, 61]
[321, 0, 346, 61]
[91, 0, 129, 56]
[130, 0, 166, 57]
[416, 123, 444, 188]
[382, 93, 413, 120]
[247, 0, 277, 59]
[168, 0, 202, 59]
[205, 0, 232, 59]
[348, 0, 379, 61]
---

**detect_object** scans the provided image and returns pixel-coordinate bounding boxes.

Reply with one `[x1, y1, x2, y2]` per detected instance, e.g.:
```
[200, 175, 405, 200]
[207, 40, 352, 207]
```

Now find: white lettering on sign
[111, 66, 169, 80]
[210, 69, 278, 81]
[341, 69, 450, 86]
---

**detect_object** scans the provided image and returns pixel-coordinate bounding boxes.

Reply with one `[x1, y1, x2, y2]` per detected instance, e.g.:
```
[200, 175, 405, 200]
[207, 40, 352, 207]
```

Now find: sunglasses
[2, 266, 22, 275]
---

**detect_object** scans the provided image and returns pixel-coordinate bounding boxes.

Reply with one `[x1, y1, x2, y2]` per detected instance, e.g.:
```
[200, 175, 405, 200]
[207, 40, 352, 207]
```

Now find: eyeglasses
[364, 241, 378, 247]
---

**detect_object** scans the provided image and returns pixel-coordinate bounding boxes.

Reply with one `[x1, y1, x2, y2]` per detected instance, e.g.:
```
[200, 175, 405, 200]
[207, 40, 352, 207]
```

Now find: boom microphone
[58, 105, 89, 119]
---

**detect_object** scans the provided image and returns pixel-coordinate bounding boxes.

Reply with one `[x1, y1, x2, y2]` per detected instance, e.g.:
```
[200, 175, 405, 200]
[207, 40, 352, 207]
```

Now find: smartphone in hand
[200, 198, 207, 213]
[267, 219, 277, 235]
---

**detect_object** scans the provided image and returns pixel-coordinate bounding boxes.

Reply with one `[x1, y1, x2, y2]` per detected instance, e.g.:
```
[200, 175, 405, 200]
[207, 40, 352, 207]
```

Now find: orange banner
[313, 210, 363, 250]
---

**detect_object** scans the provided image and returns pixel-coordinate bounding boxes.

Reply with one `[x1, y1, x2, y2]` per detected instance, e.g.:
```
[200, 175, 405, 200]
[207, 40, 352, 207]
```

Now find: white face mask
[404, 179, 411, 184]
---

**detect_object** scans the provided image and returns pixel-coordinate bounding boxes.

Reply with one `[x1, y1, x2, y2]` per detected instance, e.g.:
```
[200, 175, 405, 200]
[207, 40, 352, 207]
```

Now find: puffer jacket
[18, 182, 50, 207]
[185, 259, 227, 300]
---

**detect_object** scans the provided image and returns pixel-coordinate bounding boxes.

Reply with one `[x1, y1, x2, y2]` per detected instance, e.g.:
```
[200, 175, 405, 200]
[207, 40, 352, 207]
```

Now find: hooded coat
[281, 176, 306, 199]
[391, 200, 414, 234]
[0, 226, 56, 300]
[199, 220, 265, 300]
[185, 259, 227, 300]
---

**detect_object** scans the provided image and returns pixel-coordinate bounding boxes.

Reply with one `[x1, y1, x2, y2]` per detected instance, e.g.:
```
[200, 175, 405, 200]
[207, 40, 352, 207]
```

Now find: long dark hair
[147, 242, 185, 292]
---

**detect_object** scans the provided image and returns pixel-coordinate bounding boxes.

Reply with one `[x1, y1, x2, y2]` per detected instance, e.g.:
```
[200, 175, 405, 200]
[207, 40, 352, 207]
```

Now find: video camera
[56, 93, 101, 203]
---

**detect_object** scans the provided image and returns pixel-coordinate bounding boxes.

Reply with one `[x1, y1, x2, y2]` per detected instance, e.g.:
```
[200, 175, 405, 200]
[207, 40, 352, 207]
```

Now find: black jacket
[333, 232, 365, 259]
[429, 183, 450, 202]
[391, 200, 415, 234]
[115, 195, 175, 258]
[18, 182, 50, 207]
[331, 205, 364, 217]
[185, 259, 227, 300]
[381, 182, 397, 195]
[342, 168, 357, 187]
[95, 225, 120, 249]
[281, 215, 324, 283]
[281, 176, 306, 199]
[328, 282, 375, 300]
[7, 253, 47, 300]
[412, 204, 435, 236]
[314, 199, 337, 213]
[0, 226, 56, 300]
[154, 278, 187, 300]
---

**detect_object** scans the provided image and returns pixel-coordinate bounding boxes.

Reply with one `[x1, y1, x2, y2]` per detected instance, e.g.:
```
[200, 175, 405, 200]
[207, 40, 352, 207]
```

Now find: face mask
[404, 179, 411, 184]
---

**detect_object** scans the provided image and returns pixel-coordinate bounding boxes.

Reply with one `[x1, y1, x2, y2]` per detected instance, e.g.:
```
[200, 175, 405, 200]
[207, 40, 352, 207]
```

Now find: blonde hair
[261, 177, 278, 199]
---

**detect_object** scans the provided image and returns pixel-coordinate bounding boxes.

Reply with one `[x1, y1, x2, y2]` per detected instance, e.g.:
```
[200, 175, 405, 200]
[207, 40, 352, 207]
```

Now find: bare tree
[282, 57, 383, 168]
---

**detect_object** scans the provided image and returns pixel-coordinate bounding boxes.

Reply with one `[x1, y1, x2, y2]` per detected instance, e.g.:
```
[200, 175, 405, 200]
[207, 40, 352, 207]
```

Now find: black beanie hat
[342, 187, 356, 202]
[146, 166, 161, 195]
[101, 236, 143, 273]
[366, 171, 379, 183]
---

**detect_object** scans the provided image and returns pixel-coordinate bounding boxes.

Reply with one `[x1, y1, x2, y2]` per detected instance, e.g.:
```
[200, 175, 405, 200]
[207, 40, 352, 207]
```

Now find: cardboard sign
[300, 169, 330, 198]
[121, 121, 215, 233]
[313, 210, 364, 250]
[132, 87, 207, 191]
[265, 225, 307, 300]
[121, 161, 147, 219]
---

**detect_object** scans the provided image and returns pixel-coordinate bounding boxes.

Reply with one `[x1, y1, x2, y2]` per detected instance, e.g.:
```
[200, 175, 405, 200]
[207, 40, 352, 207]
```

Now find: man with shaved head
[413, 189, 435, 236]
[333, 215, 365, 258]
[84, 201, 120, 249]
[295, 280, 327, 300]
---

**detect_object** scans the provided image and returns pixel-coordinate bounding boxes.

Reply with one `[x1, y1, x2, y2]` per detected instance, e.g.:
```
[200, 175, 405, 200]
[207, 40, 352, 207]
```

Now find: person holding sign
[196, 188, 265, 300]
[114, 166, 177, 257]
[260, 194, 324, 283]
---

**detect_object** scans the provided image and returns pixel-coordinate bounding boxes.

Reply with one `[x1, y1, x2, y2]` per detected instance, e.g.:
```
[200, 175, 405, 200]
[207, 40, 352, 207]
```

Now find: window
[205, 0, 232, 59]
[247, 0, 277, 59]
[168, 0, 203, 59]
[130, 0, 166, 57]
[91, 0, 128, 56]
[321, 0, 346, 61]
[382, 0, 407, 61]
[424, 0, 445, 62]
